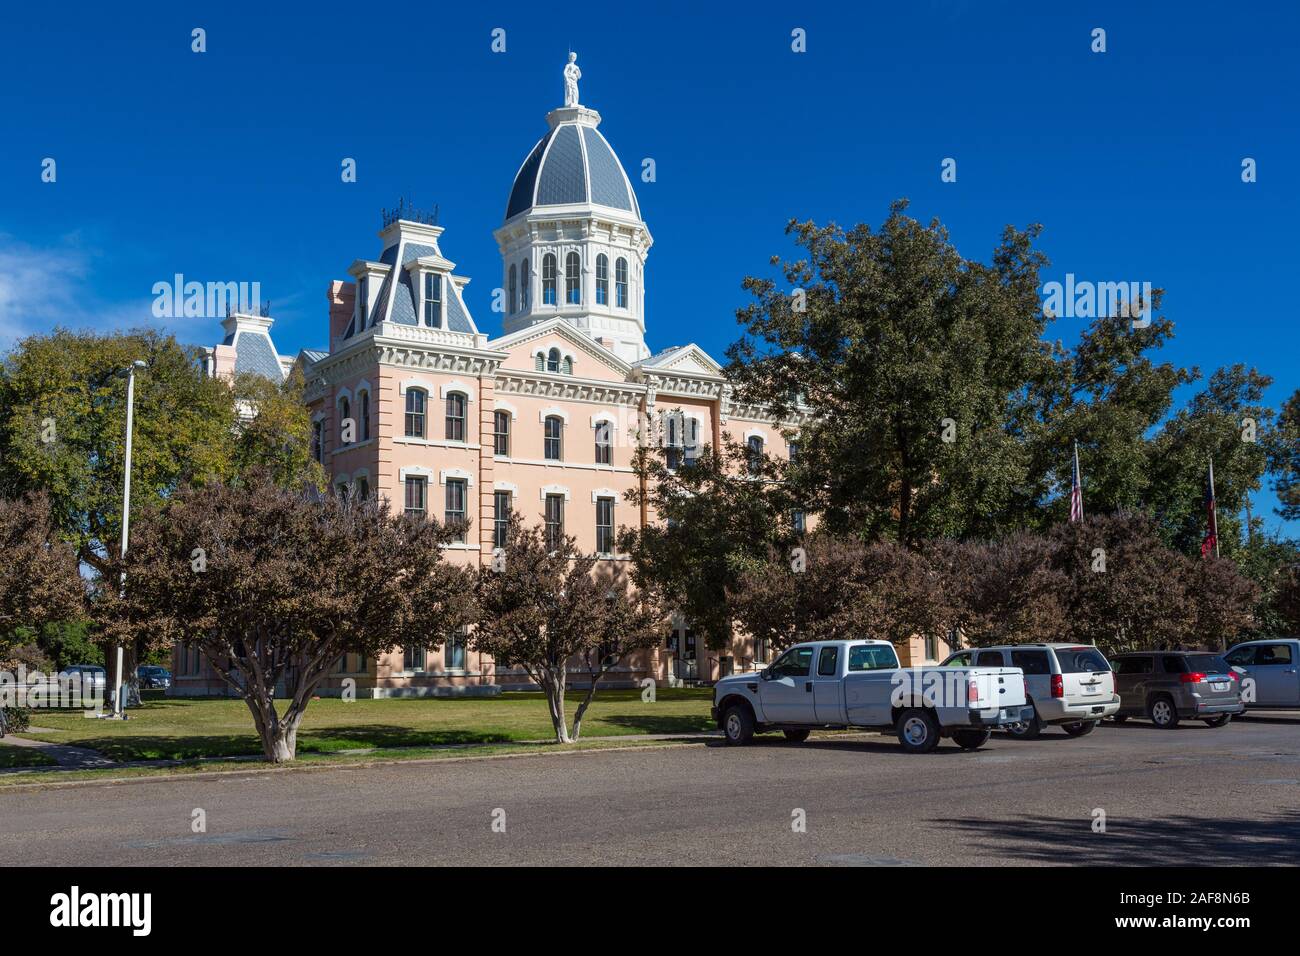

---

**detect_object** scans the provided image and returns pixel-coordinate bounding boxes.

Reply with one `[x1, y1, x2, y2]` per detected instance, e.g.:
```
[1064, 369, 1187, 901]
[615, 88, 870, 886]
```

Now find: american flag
[1201, 458, 1219, 558]
[1069, 441, 1084, 523]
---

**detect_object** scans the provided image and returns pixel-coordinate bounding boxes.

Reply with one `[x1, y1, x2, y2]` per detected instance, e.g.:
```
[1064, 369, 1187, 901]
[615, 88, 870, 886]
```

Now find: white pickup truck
[712, 639, 1033, 753]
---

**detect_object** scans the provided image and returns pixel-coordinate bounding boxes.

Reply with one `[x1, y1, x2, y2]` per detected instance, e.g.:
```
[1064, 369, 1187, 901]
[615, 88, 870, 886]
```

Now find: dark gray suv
[1110, 651, 1244, 728]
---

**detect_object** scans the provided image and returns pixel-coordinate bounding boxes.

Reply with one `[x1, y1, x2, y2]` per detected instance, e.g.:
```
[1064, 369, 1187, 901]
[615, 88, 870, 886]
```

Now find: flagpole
[1210, 457, 1220, 558]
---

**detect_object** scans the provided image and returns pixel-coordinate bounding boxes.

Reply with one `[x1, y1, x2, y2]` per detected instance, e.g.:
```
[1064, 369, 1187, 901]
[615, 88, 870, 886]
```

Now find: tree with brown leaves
[474, 519, 666, 743]
[0, 493, 84, 660]
[99, 477, 475, 761]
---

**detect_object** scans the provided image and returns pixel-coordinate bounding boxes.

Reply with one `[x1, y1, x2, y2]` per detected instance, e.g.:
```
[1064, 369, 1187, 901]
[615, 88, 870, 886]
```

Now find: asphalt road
[4, 714, 1299, 866]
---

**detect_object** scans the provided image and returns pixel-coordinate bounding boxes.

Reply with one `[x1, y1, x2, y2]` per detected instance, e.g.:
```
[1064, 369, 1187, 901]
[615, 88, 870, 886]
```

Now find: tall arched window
[615, 257, 628, 308]
[338, 397, 351, 445]
[405, 389, 426, 438]
[746, 435, 764, 475]
[445, 392, 467, 442]
[520, 259, 530, 309]
[535, 352, 546, 371]
[561, 355, 573, 375]
[508, 264, 518, 314]
[358, 390, 370, 442]
[565, 251, 581, 304]
[595, 254, 609, 305]
[544, 415, 563, 461]
[547, 348, 561, 373]
[542, 254, 557, 305]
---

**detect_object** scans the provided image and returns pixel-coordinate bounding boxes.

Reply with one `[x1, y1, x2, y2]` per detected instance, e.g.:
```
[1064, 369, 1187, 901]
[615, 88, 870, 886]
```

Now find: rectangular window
[494, 491, 511, 549]
[594, 421, 612, 464]
[445, 393, 466, 442]
[596, 255, 608, 305]
[423, 273, 442, 327]
[357, 276, 367, 326]
[792, 509, 806, 534]
[445, 479, 467, 542]
[405, 389, 426, 438]
[404, 476, 426, 517]
[817, 646, 839, 676]
[596, 496, 614, 555]
[494, 410, 510, 456]
[544, 416, 563, 461]
[405, 644, 426, 672]
[544, 494, 564, 551]
[543, 256, 557, 305]
[445, 630, 467, 670]
[615, 258, 628, 308]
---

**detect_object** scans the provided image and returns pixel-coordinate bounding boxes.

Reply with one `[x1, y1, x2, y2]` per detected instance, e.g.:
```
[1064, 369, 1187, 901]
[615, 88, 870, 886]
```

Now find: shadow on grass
[598, 714, 717, 735]
[937, 809, 1300, 865]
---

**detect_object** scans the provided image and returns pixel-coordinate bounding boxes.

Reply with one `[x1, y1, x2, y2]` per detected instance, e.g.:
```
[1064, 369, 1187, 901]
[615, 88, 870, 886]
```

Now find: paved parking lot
[3, 713, 1298, 866]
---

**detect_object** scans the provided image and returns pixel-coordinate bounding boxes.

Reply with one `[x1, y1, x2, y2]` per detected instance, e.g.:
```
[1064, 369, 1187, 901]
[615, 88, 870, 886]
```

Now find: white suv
[942, 643, 1119, 738]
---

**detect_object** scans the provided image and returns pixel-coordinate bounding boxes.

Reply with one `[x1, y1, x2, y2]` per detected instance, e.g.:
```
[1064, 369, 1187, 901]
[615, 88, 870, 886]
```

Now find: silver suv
[942, 643, 1119, 738]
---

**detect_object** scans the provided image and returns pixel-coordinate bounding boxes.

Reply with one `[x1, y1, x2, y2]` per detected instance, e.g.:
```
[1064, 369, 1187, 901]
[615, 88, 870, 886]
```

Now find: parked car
[941, 643, 1119, 738]
[137, 665, 172, 689]
[712, 639, 1033, 754]
[1110, 651, 1243, 728]
[60, 664, 106, 695]
[1223, 639, 1300, 709]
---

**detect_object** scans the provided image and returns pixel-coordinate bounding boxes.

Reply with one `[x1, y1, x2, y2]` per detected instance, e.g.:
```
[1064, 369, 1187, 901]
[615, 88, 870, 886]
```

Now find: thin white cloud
[0, 234, 177, 348]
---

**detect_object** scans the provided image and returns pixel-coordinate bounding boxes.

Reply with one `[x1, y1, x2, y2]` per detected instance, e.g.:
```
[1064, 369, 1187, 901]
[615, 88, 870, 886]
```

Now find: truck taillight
[1229, 671, 1240, 681]
[1051, 674, 1064, 698]
[1180, 672, 1207, 684]
[1024, 678, 1030, 698]
[968, 678, 979, 704]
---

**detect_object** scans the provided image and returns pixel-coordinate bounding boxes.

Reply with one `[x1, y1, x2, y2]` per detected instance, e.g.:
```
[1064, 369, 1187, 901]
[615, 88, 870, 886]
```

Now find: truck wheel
[1061, 720, 1097, 737]
[1204, 714, 1232, 728]
[1005, 708, 1042, 740]
[723, 704, 755, 746]
[896, 708, 941, 754]
[952, 729, 990, 751]
[782, 729, 811, 743]
[1148, 696, 1179, 728]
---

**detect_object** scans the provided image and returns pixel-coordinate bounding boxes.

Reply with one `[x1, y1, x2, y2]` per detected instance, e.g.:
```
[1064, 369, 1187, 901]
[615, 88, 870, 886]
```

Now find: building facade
[173, 59, 945, 698]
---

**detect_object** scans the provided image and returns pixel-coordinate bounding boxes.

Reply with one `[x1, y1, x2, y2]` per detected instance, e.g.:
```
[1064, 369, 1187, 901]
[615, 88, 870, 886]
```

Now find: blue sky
[1, 1, 1296, 531]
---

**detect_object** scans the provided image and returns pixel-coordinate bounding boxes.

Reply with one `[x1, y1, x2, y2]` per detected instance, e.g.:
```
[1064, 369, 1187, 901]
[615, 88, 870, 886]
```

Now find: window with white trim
[338, 397, 351, 445]
[596, 496, 615, 555]
[494, 410, 510, 456]
[445, 392, 467, 442]
[405, 388, 426, 438]
[746, 435, 764, 475]
[508, 263, 518, 314]
[445, 478, 467, 543]
[544, 493, 564, 551]
[445, 628, 467, 670]
[596, 253, 609, 305]
[357, 276, 368, 326]
[544, 415, 563, 461]
[423, 273, 442, 328]
[594, 420, 612, 465]
[615, 257, 628, 308]
[404, 475, 427, 517]
[493, 490, 511, 549]
[520, 259, 530, 309]
[565, 251, 581, 305]
[404, 644, 426, 672]
[542, 253, 557, 305]
[358, 390, 371, 442]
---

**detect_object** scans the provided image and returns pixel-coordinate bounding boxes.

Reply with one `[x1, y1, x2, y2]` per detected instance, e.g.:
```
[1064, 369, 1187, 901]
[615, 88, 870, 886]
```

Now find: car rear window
[1184, 654, 1228, 673]
[1010, 650, 1050, 675]
[848, 645, 897, 671]
[1054, 647, 1110, 673]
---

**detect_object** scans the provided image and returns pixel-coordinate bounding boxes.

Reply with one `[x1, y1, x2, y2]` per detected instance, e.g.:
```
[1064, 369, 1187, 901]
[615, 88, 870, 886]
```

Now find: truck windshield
[848, 645, 897, 671]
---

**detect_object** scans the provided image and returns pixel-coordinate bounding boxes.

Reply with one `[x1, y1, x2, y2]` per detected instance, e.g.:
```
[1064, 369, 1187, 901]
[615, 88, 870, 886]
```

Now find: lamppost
[112, 360, 148, 718]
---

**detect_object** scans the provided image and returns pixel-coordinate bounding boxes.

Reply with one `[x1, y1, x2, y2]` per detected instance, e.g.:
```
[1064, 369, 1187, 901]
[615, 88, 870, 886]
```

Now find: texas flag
[1201, 459, 1219, 558]
[1069, 441, 1084, 523]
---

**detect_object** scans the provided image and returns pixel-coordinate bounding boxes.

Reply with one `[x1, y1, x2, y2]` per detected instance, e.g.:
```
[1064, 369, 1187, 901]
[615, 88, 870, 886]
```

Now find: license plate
[1211, 682, 1229, 692]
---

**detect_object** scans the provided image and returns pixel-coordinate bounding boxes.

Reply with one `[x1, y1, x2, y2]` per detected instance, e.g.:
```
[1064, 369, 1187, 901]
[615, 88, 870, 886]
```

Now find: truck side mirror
[760, 667, 774, 681]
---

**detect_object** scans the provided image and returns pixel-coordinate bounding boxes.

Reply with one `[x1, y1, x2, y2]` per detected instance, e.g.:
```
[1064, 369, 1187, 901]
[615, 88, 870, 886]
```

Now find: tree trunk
[541, 668, 571, 743]
[571, 666, 611, 742]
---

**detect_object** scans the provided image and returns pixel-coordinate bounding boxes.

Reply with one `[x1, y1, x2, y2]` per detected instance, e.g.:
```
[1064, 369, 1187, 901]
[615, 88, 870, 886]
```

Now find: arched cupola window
[508, 264, 518, 314]
[547, 348, 561, 373]
[565, 252, 581, 305]
[615, 257, 628, 309]
[596, 254, 609, 305]
[520, 259, 531, 309]
[542, 254, 557, 305]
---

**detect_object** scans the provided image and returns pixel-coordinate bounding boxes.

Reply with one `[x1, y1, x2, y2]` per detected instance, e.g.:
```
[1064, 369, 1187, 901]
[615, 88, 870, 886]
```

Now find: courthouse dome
[504, 107, 641, 222]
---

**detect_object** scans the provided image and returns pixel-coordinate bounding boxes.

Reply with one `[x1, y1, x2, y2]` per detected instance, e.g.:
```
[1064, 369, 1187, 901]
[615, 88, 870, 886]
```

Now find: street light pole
[113, 360, 147, 718]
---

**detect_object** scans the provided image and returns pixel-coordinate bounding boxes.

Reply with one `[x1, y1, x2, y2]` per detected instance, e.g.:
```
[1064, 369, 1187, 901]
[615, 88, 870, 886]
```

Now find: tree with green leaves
[473, 518, 666, 744]
[726, 201, 1053, 545]
[98, 477, 475, 761]
[620, 439, 796, 651]
[1267, 388, 1300, 522]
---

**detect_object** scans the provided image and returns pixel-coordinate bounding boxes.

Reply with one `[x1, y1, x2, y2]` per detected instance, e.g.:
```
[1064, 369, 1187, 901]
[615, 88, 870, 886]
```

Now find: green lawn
[16, 689, 715, 762]
[0, 743, 58, 769]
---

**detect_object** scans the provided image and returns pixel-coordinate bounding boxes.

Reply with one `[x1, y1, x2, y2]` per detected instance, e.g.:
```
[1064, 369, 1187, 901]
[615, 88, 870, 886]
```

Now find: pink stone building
[173, 60, 947, 698]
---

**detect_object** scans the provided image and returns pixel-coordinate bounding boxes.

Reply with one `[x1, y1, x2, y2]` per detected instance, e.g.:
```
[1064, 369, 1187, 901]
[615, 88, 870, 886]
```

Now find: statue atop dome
[563, 52, 581, 107]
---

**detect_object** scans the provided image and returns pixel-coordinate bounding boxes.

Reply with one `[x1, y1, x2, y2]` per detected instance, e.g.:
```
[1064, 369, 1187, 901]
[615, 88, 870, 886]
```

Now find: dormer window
[422, 273, 443, 328]
[357, 276, 368, 327]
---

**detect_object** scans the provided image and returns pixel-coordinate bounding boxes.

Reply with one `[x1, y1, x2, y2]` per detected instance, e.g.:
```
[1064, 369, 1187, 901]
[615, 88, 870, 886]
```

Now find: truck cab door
[1250, 643, 1300, 706]
[812, 645, 845, 724]
[759, 647, 816, 723]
